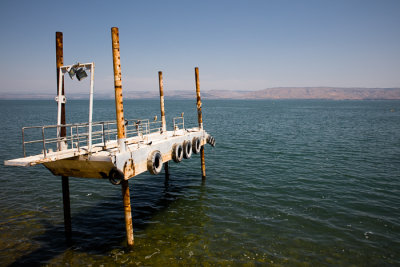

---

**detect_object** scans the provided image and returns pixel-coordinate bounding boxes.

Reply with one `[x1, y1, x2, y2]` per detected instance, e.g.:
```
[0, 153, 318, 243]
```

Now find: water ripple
[1, 100, 400, 265]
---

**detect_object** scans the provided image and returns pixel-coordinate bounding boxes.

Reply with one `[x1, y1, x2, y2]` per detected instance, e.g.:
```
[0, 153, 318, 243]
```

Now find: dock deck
[5, 118, 212, 184]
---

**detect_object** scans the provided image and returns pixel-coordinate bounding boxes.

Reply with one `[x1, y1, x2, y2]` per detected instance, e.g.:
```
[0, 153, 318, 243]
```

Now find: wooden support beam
[111, 27, 126, 150]
[56, 32, 66, 137]
[158, 71, 169, 179]
[158, 71, 167, 133]
[111, 27, 134, 247]
[121, 180, 134, 247]
[164, 161, 170, 180]
[200, 146, 206, 180]
[56, 31, 72, 240]
[195, 67, 206, 180]
[61, 176, 72, 240]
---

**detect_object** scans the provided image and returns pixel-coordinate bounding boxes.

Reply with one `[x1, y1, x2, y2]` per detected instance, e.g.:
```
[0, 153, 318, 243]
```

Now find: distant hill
[228, 87, 400, 100]
[169, 87, 400, 100]
[117, 87, 400, 100]
[1, 87, 400, 100]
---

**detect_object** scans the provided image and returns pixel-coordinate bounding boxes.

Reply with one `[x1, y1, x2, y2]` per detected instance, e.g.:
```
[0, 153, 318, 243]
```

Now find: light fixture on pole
[66, 63, 88, 81]
[76, 68, 88, 81]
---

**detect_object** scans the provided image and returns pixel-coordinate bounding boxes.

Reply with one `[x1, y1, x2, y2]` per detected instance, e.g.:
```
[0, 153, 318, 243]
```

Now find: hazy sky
[0, 0, 399, 96]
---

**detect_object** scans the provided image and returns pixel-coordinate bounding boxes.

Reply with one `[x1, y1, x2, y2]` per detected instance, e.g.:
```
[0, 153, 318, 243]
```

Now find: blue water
[0, 99, 399, 266]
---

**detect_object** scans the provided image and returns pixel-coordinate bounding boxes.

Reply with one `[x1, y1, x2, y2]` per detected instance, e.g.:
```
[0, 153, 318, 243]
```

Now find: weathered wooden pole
[61, 176, 71, 240]
[164, 160, 170, 180]
[158, 71, 169, 179]
[158, 71, 167, 133]
[111, 27, 134, 247]
[56, 32, 66, 137]
[195, 67, 206, 180]
[56, 32, 72, 241]
[111, 27, 126, 151]
[121, 180, 133, 245]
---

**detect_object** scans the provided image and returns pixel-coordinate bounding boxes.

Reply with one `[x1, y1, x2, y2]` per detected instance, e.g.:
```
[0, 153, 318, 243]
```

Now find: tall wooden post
[121, 180, 134, 246]
[56, 32, 66, 136]
[158, 71, 169, 179]
[56, 32, 72, 240]
[61, 176, 71, 240]
[158, 71, 167, 133]
[111, 27, 126, 151]
[111, 27, 134, 247]
[195, 67, 206, 180]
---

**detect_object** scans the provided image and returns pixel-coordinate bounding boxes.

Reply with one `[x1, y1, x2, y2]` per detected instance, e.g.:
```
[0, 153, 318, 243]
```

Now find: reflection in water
[2, 100, 400, 265]
[6, 167, 210, 266]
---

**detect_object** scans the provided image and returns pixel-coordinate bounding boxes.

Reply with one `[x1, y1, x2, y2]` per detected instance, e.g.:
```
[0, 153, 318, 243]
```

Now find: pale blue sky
[0, 0, 399, 96]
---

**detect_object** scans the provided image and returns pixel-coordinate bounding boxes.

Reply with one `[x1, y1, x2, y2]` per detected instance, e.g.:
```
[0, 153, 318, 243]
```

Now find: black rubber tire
[172, 143, 183, 163]
[207, 136, 216, 147]
[183, 140, 192, 159]
[109, 168, 124, 185]
[147, 150, 163, 175]
[192, 137, 201, 154]
[211, 137, 216, 147]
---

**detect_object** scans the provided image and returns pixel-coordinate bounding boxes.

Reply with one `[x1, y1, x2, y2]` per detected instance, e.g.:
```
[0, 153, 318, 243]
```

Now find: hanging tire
[147, 150, 163, 175]
[172, 143, 183, 163]
[192, 137, 201, 154]
[183, 140, 192, 159]
[207, 136, 216, 147]
[109, 167, 124, 185]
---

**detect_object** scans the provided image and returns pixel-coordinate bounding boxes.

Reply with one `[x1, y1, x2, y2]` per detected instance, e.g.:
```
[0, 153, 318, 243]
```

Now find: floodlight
[68, 67, 76, 79]
[76, 68, 88, 81]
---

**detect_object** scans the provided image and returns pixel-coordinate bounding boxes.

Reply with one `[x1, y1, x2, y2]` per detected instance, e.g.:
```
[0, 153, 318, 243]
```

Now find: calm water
[0, 99, 399, 266]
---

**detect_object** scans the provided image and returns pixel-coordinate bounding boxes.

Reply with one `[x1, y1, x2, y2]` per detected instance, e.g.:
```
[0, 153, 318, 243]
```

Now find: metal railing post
[101, 122, 106, 147]
[88, 63, 95, 152]
[76, 125, 80, 152]
[22, 128, 26, 157]
[42, 127, 47, 158]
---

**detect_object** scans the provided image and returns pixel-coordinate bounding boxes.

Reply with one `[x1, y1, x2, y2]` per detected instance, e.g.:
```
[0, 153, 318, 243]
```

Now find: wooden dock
[4, 27, 215, 247]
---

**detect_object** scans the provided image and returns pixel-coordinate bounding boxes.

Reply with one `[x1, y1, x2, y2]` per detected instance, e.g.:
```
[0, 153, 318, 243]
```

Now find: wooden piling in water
[111, 27, 134, 247]
[158, 71, 167, 133]
[158, 71, 169, 179]
[121, 180, 134, 246]
[61, 176, 71, 240]
[164, 162, 170, 180]
[195, 67, 206, 180]
[56, 32, 72, 240]
[111, 27, 126, 151]
[56, 32, 66, 137]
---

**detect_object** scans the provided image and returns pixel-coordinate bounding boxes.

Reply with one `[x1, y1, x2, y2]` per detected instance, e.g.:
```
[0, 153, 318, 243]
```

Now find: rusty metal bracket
[123, 158, 135, 179]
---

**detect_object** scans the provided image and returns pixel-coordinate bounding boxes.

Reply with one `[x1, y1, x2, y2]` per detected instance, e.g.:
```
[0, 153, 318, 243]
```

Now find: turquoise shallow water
[0, 99, 399, 266]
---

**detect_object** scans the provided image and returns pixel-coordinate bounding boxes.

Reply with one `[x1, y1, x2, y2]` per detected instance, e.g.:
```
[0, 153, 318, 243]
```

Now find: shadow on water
[9, 169, 204, 266]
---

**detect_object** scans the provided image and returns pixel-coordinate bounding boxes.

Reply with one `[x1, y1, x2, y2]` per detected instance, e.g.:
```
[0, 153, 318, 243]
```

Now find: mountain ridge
[1, 87, 399, 100]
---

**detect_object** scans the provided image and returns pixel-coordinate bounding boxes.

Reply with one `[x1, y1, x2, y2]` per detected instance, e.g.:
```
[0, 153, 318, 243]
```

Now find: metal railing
[21, 118, 165, 158]
[173, 115, 185, 133]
